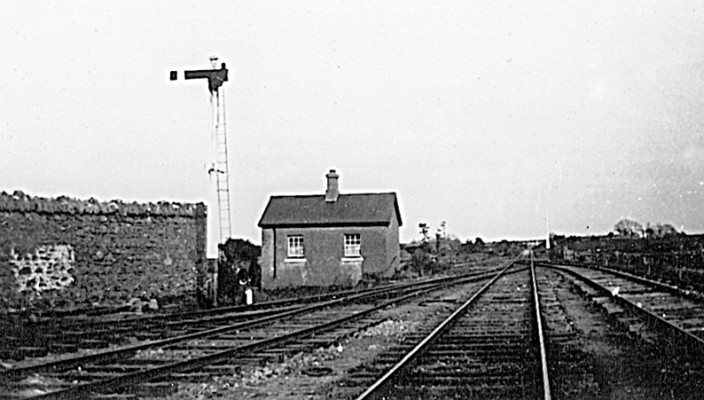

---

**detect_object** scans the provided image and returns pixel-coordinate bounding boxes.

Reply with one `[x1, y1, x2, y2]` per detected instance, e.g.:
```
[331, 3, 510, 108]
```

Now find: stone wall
[0, 191, 206, 314]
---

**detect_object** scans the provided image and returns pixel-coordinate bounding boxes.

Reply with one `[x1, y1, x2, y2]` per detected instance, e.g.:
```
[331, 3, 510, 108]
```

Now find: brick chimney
[325, 169, 340, 202]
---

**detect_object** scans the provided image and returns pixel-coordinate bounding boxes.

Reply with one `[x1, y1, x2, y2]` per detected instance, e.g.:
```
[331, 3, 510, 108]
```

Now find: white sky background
[2, 1, 704, 244]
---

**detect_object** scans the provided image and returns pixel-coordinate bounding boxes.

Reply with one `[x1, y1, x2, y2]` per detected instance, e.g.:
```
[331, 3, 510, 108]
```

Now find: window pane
[288, 236, 304, 257]
[344, 234, 361, 257]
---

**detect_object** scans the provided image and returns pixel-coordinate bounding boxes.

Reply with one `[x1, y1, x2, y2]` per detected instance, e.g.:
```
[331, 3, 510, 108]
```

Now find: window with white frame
[288, 236, 304, 258]
[344, 234, 361, 257]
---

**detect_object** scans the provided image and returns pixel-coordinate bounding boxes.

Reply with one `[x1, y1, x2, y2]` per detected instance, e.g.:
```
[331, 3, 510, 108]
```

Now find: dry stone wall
[0, 191, 206, 314]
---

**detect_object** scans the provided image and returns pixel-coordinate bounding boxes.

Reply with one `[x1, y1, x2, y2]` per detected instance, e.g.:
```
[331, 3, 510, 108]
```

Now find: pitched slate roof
[258, 193, 402, 228]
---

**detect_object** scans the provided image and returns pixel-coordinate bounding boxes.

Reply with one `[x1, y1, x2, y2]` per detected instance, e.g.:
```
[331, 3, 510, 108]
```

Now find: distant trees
[458, 237, 485, 254]
[645, 223, 679, 239]
[410, 248, 431, 276]
[614, 218, 644, 238]
[613, 218, 680, 239]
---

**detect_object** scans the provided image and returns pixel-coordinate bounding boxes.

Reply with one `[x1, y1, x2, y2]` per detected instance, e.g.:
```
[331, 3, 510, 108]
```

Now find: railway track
[0, 262, 517, 399]
[335, 258, 704, 400]
[538, 263, 704, 398]
[351, 257, 550, 400]
[542, 263, 704, 343]
[1, 265, 507, 363]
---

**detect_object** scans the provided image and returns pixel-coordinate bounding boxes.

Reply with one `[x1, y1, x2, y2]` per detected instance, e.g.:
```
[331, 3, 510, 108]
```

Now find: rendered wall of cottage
[260, 228, 275, 286]
[0, 193, 206, 314]
[381, 212, 401, 278]
[260, 224, 399, 289]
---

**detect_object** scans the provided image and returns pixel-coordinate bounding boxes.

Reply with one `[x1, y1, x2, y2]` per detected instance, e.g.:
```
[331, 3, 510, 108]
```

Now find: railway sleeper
[449, 321, 530, 328]
[618, 288, 659, 296]
[59, 330, 114, 340]
[90, 393, 139, 400]
[116, 382, 178, 398]
[685, 326, 704, 336]
[297, 337, 341, 346]
[393, 377, 538, 394]
[398, 372, 531, 385]
[543, 332, 577, 343]
[91, 327, 134, 335]
[200, 364, 243, 375]
[166, 344, 243, 351]
[403, 333, 525, 343]
[384, 384, 533, 399]
[650, 308, 704, 321]
[160, 329, 191, 336]
[214, 334, 270, 341]
[427, 343, 529, 352]
[47, 343, 79, 353]
[30, 335, 84, 346]
[266, 343, 315, 352]
[110, 358, 174, 366]
[77, 339, 110, 349]
[132, 332, 163, 341]
[411, 363, 528, 375]
[164, 372, 214, 383]
[439, 326, 530, 334]
[212, 333, 260, 340]
[626, 291, 670, 299]
[419, 353, 532, 363]
[407, 339, 527, 349]
[1, 380, 73, 393]
[79, 364, 156, 373]
[411, 328, 528, 337]
[10, 347, 50, 359]
[45, 371, 123, 381]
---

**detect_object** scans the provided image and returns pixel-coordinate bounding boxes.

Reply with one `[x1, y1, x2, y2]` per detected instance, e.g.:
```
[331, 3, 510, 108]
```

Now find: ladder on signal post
[171, 57, 233, 245]
[211, 88, 232, 242]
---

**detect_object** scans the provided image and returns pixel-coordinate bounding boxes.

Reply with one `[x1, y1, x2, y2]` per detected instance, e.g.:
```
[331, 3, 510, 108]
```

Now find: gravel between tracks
[159, 282, 478, 400]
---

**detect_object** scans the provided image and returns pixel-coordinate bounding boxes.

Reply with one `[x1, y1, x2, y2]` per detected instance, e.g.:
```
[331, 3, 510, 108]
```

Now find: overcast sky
[3, 1, 704, 246]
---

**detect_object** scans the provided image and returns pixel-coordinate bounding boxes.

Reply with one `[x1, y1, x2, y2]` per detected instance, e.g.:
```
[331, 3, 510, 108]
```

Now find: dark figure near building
[217, 239, 261, 304]
[250, 259, 262, 291]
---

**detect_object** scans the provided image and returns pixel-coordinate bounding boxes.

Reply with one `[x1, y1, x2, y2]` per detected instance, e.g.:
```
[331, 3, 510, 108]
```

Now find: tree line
[613, 218, 681, 239]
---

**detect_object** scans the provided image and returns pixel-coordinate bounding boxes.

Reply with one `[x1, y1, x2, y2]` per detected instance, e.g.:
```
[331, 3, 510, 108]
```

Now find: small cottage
[258, 170, 402, 289]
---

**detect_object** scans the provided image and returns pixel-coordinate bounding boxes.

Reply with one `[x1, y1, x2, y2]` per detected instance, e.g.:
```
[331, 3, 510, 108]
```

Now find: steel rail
[23, 268, 513, 400]
[113, 269, 503, 333]
[542, 264, 704, 350]
[583, 262, 703, 302]
[530, 252, 552, 400]
[353, 258, 520, 400]
[106, 273, 486, 331]
[32, 280, 418, 329]
[0, 267, 509, 384]
[31, 266, 509, 333]
[0, 297, 340, 382]
[537, 261, 693, 299]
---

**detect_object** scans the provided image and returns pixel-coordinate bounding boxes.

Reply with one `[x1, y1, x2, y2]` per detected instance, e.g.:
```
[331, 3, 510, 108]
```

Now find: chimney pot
[325, 169, 340, 202]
